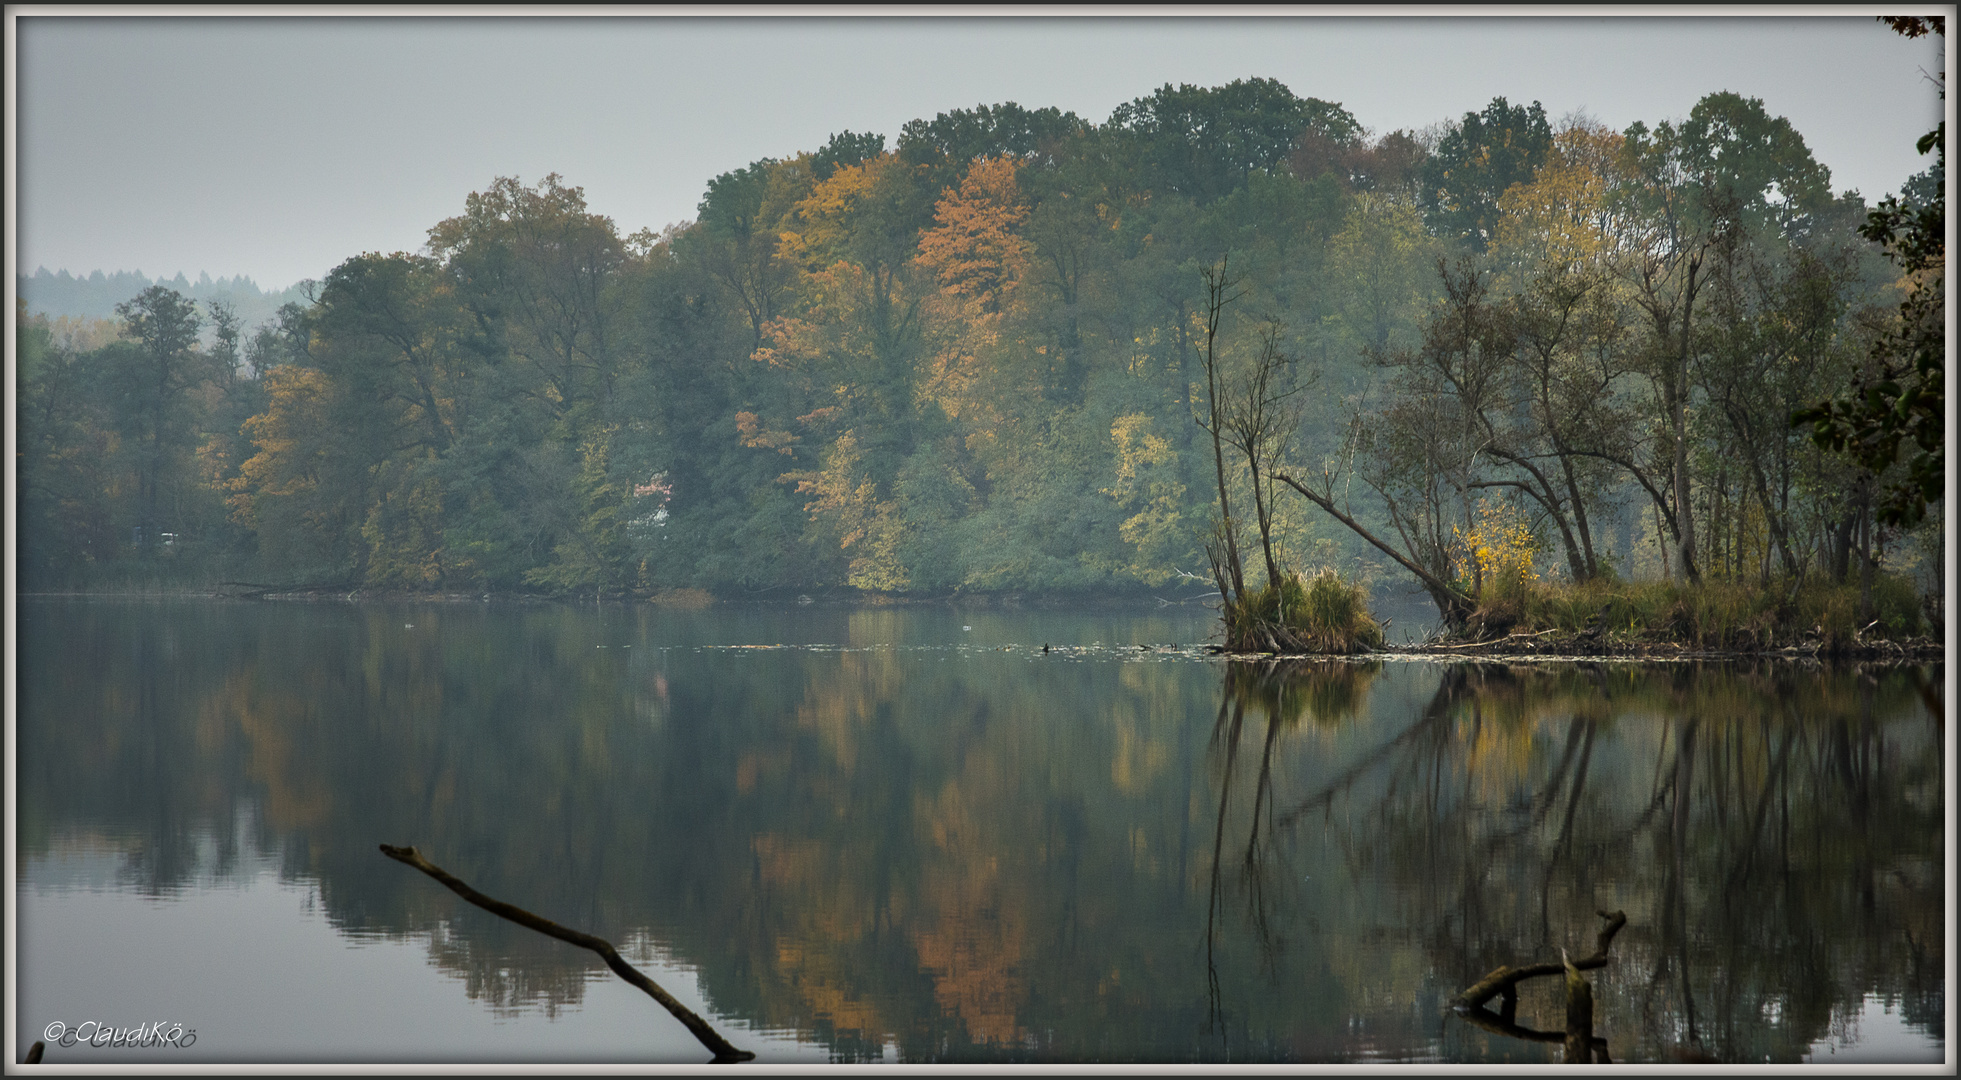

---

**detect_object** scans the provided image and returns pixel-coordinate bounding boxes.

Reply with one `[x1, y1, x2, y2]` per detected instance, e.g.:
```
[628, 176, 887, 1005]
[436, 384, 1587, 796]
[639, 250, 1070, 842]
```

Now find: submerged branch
[378, 843, 754, 1063]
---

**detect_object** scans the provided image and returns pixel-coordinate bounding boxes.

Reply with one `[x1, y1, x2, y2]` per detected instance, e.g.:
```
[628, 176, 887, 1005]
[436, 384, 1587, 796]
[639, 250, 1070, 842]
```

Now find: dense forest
[15, 267, 312, 328]
[15, 72, 1946, 624]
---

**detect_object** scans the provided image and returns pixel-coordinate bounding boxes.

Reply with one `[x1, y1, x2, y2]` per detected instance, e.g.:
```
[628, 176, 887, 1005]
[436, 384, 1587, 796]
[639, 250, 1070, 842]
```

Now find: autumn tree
[911, 154, 1032, 452]
[915, 156, 1031, 316]
[1485, 121, 1643, 583]
[775, 151, 938, 471]
[1291, 128, 1429, 197]
[229, 362, 367, 581]
[766, 150, 944, 587]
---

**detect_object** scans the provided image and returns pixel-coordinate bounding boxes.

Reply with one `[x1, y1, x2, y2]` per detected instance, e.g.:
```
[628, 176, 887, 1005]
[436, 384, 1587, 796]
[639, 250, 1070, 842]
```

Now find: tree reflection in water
[1205, 659, 1382, 1044]
[17, 601, 1944, 1063]
[1202, 658, 1944, 1064]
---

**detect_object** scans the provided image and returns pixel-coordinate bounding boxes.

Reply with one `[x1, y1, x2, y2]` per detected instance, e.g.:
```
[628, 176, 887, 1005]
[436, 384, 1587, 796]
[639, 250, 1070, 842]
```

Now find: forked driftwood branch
[1456, 909, 1626, 1011]
[379, 844, 754, 1063]
[1455, 910, 1626, 1064]
[1452, 998, 1610, 1063]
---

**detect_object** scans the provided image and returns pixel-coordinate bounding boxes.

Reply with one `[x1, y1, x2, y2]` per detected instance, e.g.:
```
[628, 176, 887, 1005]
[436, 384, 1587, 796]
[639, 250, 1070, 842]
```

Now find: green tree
[302, 253, 467, 586]
[896, 101, 1089, 169]
[110, 285, 208, 553]
[16, 307, 118, 581]
[811, 129, 887, 180]
[521, 425, 641, 597]
[1697, 219, 1868, 581]
[1672, 90, 1833, 235]
[1794, 19, 1945, 530]
[692, 158, 797, 349]
[1325, 190, 1437, 356]
[1107, 78, 1361, 206]
[1615, 115, 1719, 583]
[427, 174, 628, 420]
[1420, 97, 1553, 251]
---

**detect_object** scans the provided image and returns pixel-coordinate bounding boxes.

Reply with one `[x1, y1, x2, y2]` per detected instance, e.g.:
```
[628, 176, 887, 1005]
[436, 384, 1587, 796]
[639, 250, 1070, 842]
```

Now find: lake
[13, 597, 1947, 1065]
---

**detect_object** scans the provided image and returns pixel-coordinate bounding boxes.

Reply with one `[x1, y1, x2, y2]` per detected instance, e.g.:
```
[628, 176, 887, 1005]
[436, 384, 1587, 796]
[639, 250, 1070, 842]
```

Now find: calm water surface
[14, 598, 1948, 1065]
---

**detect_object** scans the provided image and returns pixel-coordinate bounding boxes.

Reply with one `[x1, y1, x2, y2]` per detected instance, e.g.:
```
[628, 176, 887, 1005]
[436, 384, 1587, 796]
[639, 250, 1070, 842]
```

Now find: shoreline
[20, 589, 1943, 663]
[1208, 641, 1946, 663]
[17, 585, 1225, 610]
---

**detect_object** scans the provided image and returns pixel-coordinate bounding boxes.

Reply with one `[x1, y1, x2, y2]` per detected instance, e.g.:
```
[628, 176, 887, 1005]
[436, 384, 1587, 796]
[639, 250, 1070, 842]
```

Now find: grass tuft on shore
[1226, 568, 1383, 654]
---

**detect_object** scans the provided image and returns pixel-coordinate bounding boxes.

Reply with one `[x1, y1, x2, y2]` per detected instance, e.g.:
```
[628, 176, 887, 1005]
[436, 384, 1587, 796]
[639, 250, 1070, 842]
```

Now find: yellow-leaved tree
[795, 431, 910, 592]
[1493, 121, 1629, 285]
[1102, 413, 1187, 585]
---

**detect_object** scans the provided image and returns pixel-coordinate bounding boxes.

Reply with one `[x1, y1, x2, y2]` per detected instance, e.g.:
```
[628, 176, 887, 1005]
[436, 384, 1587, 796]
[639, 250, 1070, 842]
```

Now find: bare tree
[1220, 319, 1314, 593]
[1193, 258, 1250, 605]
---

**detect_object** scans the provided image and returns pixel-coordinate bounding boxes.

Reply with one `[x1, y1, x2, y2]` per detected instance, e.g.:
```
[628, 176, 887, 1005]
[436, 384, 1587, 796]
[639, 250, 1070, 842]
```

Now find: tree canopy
[17, 77, 1938, 622]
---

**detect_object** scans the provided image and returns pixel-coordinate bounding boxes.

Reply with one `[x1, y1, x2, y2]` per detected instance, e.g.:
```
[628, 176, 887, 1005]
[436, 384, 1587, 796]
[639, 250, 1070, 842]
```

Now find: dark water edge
[14, 598, 1947, 1064]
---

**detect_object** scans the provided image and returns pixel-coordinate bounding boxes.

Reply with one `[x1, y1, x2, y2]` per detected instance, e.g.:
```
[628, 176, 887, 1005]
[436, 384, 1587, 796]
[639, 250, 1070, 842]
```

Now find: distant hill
[16, 267, 314, 331]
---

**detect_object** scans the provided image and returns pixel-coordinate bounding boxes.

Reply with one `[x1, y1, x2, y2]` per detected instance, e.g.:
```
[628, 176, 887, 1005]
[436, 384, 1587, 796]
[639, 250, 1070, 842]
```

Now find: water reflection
[1205, 659, 1945, 1064]
[1205, 659, 1381, 1038]
[15, 600, 1945, 1064]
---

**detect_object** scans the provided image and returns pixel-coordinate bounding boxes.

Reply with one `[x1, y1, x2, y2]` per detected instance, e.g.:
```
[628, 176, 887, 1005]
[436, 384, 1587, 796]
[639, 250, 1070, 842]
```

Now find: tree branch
[379, 844, 755, 1063]
[1456, 909, 1627, 1010]
[1274, 472, 1474, 621]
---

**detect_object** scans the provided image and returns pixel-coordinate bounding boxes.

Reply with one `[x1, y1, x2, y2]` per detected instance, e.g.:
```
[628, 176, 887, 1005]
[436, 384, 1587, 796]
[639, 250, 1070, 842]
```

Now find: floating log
[379, 843, 754, 1063]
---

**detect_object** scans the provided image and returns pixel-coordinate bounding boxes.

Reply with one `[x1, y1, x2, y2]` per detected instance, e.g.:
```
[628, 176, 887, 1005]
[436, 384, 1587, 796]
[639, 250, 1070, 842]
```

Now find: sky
[9, 10, 1951, 295]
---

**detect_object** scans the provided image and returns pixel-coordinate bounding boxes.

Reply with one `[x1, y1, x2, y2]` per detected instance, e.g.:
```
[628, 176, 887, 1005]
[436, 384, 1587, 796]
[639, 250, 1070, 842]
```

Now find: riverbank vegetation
[17, 29, 1944, 650]
[1424, 575, 1930, 656]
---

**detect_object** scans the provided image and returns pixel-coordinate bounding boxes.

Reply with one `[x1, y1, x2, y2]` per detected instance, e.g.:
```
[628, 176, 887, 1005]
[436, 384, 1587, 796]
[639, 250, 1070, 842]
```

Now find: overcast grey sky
[10, 11, 1950, 293]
